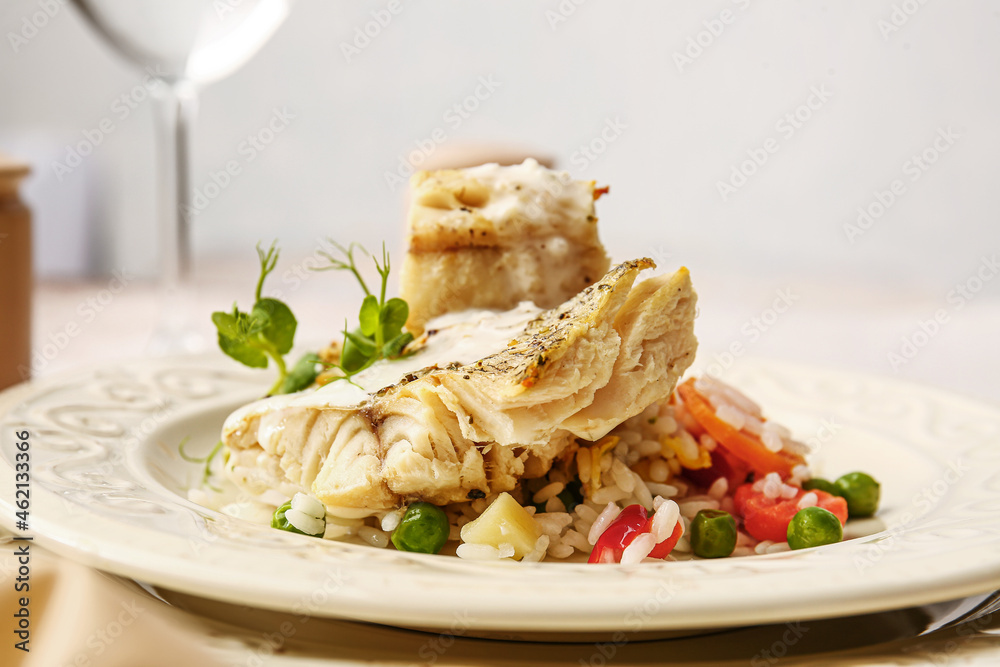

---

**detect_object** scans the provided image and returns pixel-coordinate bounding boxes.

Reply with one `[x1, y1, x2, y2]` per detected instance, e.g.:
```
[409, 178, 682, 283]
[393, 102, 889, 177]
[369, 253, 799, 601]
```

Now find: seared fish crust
[223, 260, 697, 510]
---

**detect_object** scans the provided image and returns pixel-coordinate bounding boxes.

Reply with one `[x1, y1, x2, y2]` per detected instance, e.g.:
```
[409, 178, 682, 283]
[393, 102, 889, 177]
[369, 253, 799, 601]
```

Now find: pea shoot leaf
[211, 241, 312, 396]
[314, 241, 414, 383]
[253, 298, 297, 355]
[380, 298, 409, 337]
[344, 328, 377, 359]
[217, 331, 270, 369]
[201, 243, 323, 500]
[383, 331, 414, 358]
[211, 309, 242, 339]
[340, 328, 372, 374]
[212, 309, 269, 368]
[358, 295, 380, 337]
[279, 352, 322, 395]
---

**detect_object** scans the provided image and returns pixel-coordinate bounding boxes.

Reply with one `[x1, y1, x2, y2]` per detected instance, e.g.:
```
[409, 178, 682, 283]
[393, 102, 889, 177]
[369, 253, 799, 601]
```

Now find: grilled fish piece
[400, 159, 611, 334]
[222, 260, 697, 511]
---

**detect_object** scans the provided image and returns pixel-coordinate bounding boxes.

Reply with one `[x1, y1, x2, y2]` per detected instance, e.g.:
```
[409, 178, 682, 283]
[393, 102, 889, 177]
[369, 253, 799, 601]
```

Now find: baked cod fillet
[400, 158, 611, 333]
[222, 260, 697, 511]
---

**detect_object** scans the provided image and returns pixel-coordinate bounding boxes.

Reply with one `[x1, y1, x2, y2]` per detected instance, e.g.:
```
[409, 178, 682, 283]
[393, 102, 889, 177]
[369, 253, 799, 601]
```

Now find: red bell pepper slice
[676, 378, 804, 478]
[683, 447, 753, 490]
[647, 521, 684, 559]
[588, 504, 683, 563]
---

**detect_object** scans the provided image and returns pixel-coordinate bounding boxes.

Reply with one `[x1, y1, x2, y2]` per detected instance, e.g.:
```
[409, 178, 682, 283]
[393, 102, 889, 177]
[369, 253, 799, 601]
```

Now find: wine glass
[70, 0, 293, 352]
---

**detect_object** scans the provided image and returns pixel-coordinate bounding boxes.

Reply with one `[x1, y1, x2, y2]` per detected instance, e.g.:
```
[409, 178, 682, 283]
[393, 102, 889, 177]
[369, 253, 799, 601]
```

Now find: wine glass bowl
[69, 0, 293, 353]
[72, 0, 292, 85]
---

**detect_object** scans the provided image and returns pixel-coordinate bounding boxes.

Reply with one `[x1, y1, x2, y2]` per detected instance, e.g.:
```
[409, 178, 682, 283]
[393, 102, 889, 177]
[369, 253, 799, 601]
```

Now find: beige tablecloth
[1, 533, 226, 667]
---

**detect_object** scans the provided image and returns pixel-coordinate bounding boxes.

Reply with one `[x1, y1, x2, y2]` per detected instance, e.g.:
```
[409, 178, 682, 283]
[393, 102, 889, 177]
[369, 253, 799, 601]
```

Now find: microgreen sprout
[314, 240, 414, 382]
[316, 241, 371, 296]
[211, 241, 320, 396]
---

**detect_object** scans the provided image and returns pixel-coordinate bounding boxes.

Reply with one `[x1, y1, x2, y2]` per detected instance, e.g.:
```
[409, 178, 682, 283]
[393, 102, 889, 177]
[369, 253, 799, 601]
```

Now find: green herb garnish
[279, 351, 322, 394]
[211, 241, 318, 396]
[315, 241, 414, 381]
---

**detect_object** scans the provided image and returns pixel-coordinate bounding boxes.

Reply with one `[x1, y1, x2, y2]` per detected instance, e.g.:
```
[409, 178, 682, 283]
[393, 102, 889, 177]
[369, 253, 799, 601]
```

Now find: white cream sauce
[463, 158, 593, 232]
[246, 302, 542, 413]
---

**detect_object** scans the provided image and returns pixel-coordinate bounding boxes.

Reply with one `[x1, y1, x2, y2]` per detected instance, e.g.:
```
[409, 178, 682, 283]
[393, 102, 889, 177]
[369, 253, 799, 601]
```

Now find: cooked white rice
[208, 378, 817, 564]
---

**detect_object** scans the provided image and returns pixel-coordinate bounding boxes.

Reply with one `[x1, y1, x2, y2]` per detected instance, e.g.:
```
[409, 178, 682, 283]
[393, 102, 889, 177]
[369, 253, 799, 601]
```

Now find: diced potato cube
[459, 492, 540, 560]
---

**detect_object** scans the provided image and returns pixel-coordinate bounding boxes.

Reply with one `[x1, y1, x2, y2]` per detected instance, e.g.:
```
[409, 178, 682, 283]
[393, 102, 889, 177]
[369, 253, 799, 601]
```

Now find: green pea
[271, 500, 322, 537]
[690, 509, 737, 558]
[391, 502, 450, 554]
[557, 480, 583, 513]
[787, 506, 843, 550]
[835, 472, 881, 518]
[801, 478, 842, 497]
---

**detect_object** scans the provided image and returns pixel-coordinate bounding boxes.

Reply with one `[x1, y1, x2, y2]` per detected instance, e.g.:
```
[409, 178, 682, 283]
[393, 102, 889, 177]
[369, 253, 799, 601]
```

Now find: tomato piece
[740, 493, 799, 542]
[683, 448, 752, 490]
[647, 521, 684, 559]
[676, 379, 803, 478]
[817, 493, 848, 524]
[588, 505, 684, 563]
[588, 505, 648, 563]
[734, 484, 848, 542]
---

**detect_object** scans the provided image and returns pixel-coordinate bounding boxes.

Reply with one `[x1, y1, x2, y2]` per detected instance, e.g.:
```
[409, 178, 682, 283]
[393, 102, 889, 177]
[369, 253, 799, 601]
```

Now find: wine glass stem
[152, 80, 197, 291]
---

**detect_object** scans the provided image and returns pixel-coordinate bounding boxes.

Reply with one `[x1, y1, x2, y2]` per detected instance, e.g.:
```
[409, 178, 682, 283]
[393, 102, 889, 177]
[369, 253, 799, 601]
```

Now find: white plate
[1, 355, 999, 636]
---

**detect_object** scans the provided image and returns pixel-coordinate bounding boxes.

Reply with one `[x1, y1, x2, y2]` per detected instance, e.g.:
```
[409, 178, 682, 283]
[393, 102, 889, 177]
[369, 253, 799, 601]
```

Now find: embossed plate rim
[1, 354, 999, 633]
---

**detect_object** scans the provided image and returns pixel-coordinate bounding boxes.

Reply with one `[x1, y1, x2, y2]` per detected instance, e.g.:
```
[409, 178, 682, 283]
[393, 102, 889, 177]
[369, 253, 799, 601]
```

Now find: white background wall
[1, 1, 998, 400]
[1, 1, 997, 281]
